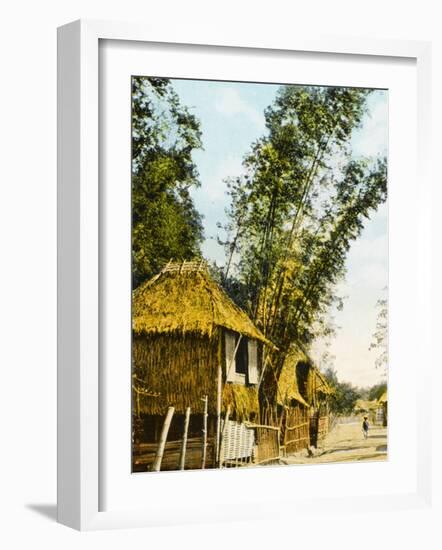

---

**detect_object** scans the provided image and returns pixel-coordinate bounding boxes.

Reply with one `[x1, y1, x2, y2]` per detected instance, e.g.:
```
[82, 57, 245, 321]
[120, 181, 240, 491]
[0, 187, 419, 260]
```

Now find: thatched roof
[354, 399, 378, 412]
[277, 348, 310, 408]
[133, 260, 273, 347]
[378, 390, 388, 404]
[285, 347, 333, 407]
[312, 368, 333, 397]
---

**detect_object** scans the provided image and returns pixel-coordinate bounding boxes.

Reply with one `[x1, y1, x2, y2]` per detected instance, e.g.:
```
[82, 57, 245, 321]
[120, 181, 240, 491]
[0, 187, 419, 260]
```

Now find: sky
[171, 78, 388, 388]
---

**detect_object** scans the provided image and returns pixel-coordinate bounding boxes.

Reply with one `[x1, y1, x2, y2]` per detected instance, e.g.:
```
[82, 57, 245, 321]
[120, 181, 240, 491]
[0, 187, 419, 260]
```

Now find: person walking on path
[362, 416, 369, 439]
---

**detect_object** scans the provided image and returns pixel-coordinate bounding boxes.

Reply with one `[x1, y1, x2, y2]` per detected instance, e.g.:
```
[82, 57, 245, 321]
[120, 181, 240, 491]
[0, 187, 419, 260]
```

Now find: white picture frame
[57, 19, 432, 531]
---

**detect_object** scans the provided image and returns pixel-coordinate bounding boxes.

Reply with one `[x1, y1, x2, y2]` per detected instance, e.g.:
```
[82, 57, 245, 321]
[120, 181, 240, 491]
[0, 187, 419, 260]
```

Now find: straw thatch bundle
[277, 348, 310, 408]
[133, 260, 272, 346]
[378, 390, 387, 404]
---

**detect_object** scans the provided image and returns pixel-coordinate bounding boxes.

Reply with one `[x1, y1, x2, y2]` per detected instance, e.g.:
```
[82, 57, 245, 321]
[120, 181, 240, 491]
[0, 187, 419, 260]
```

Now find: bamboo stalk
[178, 407, 191, 470]
[215, 360, 222, 464]
[201, 395, 208, 469]
[151, 406, 174, 472]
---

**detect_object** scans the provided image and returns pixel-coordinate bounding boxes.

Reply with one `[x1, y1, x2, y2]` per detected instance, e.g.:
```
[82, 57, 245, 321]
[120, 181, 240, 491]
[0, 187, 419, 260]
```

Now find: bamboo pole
[151, 406, 174, 472]
[178, 407, 191, 471]
[215, 361, 222, 464]
[201, 395, 208, 469]
[219, 406, 231, 469]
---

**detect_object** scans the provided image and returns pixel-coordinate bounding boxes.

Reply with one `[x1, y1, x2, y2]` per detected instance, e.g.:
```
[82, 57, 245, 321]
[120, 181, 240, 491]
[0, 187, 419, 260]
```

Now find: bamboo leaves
[222, 85, 387, 372]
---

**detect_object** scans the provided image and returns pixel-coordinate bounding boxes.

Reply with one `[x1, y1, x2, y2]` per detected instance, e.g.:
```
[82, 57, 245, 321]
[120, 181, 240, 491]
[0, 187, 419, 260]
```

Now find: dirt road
[283, 420, 388, 465]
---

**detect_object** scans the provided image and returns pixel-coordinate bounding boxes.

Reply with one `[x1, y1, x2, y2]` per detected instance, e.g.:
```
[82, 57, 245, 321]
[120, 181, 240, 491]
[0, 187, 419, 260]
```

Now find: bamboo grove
[220, 86, 387, 384]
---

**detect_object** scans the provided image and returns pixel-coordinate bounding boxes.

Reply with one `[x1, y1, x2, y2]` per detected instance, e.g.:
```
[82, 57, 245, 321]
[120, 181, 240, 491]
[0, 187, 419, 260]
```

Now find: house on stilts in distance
[131, 260, 276, 472]
[266, 345, 333, 454]
[276, 348, 311, 455]
[378, 390, 388, 426]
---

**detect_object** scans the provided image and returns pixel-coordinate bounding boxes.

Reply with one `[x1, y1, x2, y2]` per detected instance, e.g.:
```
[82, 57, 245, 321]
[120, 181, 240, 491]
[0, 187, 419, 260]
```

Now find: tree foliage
[369, 290, 388, 371]
[131, 77, 204, 288]
[222, 85, 388, 377]
[323, 367, 361, 415]
[367, 381, 387, 401]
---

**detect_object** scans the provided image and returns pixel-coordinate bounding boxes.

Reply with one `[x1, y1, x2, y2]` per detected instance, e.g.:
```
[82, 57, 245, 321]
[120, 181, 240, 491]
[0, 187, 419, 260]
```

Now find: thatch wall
[133, 333, 219, 416]
[222, 383, 259, 421]
[133, 330, 260, 420]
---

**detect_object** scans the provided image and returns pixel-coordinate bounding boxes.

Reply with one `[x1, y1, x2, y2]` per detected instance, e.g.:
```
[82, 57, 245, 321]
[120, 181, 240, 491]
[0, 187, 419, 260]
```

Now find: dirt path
[283, 421, 388, 465]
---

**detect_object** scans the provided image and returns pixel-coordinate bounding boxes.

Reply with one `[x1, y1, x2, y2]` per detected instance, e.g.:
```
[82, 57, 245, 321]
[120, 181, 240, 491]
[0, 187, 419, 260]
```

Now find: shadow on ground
[26, 504, 57, 522]
[319, 445, 366, 456]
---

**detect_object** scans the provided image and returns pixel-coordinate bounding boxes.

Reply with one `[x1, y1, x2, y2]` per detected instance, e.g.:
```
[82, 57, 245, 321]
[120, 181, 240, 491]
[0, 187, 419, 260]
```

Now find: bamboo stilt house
[131, 260, 274, 471]
[270, 345, 333, 451]
[276, 348, 310, 455]
[295, 359, 333, 447]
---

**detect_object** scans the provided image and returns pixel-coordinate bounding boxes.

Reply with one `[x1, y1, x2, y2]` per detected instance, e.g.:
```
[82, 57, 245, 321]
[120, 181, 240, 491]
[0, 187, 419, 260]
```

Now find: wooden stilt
[152, 406, 174, 472]
[178, 407, 191, 470]
[201, 395, 208, 469]
[215, 361, 222, 464]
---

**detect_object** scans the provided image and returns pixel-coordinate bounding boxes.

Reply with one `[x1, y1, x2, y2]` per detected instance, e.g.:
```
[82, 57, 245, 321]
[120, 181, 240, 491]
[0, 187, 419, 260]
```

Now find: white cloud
[352, 93, 388, 157]
[198, 153, 245, 202]
[214, 87, 265, 129]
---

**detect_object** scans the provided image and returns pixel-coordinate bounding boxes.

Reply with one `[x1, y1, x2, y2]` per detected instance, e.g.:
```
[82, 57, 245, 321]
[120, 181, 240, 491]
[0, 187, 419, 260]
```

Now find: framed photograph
[57, 19, 432, 530]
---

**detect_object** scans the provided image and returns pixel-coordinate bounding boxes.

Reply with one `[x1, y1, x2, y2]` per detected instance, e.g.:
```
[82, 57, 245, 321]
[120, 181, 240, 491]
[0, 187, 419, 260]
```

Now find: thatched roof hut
[377, 390, 388, 426]
[354, 399, 378, 414]
[378, 390, 387, 404]
[277, 347, 310, 408]
[273, 346, 333, 449]
[132, 260, 272, 420]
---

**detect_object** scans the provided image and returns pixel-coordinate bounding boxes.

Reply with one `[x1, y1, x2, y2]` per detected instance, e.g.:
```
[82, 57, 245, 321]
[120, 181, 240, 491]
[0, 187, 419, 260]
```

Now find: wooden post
[151, 406, 174, 472]
[201, 395, 208, 469]
[219, 405, 231, 469]
[178, 407, 191, 470]
[215, 361, 222, 463]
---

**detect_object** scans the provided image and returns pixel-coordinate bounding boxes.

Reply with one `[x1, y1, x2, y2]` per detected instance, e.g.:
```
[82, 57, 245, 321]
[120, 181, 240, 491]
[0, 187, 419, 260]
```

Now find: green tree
[367, 381, 387, 401]
[222, 85, 387, 378]
[131, 77, 204, 288]
[369, 290, 388, 371]
[323, 367, 361, 415]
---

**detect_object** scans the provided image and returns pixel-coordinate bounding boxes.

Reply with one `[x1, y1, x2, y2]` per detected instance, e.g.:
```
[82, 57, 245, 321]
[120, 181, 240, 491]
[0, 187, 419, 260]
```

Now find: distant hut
[264, 346, 333, 454]
[354, 399, 378, 425]
[131, 260, 274, 471]
[378, 390, 388, 426]
[295, 359, 333, 448]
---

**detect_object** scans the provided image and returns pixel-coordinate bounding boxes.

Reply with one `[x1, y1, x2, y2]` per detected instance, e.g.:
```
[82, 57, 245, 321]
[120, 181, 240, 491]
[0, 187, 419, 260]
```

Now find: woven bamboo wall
[283, 405, 310, 454]
[219, 420, 255, 466]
